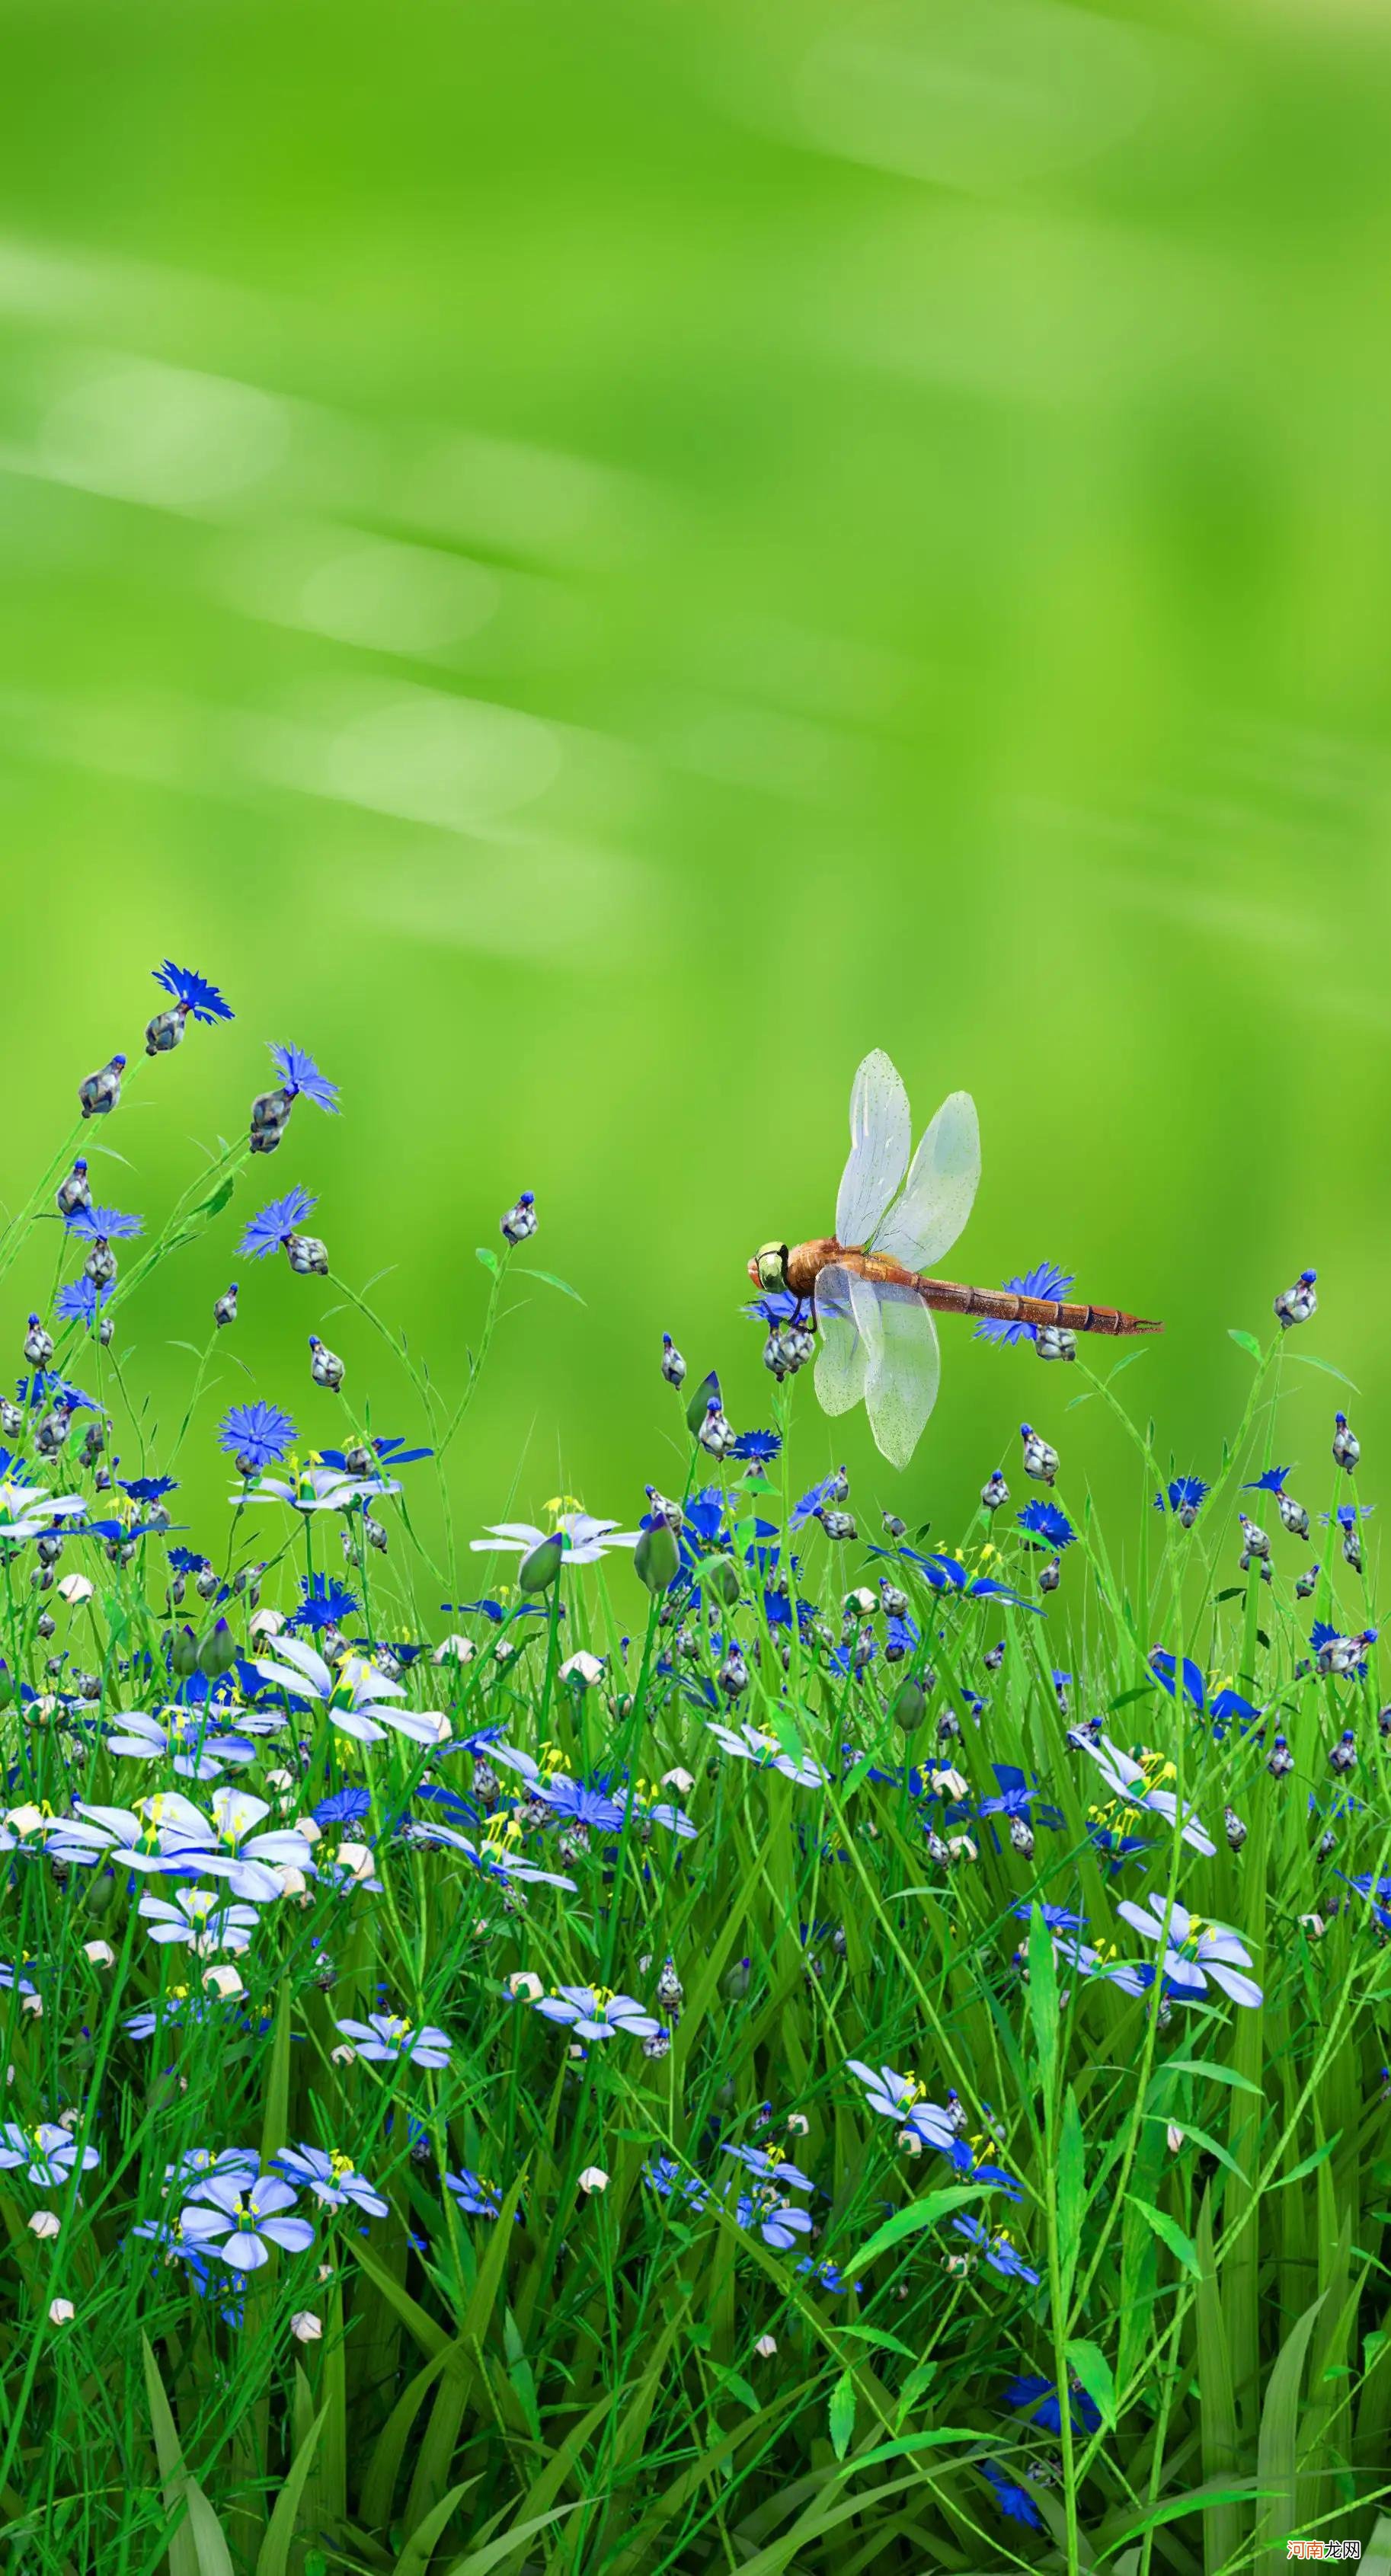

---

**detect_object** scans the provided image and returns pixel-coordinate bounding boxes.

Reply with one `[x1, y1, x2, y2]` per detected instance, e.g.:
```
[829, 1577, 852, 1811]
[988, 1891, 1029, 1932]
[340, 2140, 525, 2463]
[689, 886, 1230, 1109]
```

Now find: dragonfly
[747, 1050, 1161, 1470]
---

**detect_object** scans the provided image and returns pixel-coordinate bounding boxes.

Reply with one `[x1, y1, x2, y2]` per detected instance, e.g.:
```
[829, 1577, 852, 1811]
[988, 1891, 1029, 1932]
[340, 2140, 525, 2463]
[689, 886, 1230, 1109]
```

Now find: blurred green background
[0, 0, 1386, 1574]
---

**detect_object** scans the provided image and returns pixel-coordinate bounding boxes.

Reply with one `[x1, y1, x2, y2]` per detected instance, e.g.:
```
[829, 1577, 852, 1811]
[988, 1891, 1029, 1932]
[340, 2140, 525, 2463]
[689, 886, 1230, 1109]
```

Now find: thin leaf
[475, 1248, 500, 1277]
[515, 1266, 585, 1305]
[392, 2481, 475, 2576]
[255, 2408, 326, 2576]
[1228, 1328, 1264, 1363]
[828, 2372, 855, 2460]
[1127, 2196, 1204, 2280]
[849, 2185, 988, 2271]
[1065, 2338, 1116, 2430]
[1287, 1352, 1360, 1393]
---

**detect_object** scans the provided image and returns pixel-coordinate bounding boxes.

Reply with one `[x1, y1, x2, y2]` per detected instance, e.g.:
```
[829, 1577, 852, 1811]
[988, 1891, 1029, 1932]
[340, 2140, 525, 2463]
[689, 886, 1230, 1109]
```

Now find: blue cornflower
[270, 1044, 340, 1114]
[55, 1277, 113, 1331]
[219, 1401, 297, 1469]
[1245, 1466, 1290, 1494]
[119, 1474, 178, 1504]
[979, 1766, 1062, 1829]
[1154, 1475, 1210, 1518]
[533, 1775, 627, 1833]
[1017, 1499, 1076, 1551]
[1011, 1899, 1087, 1934]
[64, 1203, 144, 1242]
[743, 1290, 804, 1326]
[731, 1429, 782, 1463]
[974, 1260, 1074, 1346]
[239, 1187, 317, 1261]
[321, 1436, 432, 1471]
[791, 1472, 846, 1530]
[153, 960, 234, 1024]
[1322, 1503, 1376, 1527]
[168, 1547, 208, 1575]
[17, 1371, 99, 1414]
[720, 2142, 814, 2190]
[1003, 2373, 1102, 2436]
[314, 1787, 373, 1833]
[291, 1574, 360, 1632]
[980, 2464, 1044, 2532]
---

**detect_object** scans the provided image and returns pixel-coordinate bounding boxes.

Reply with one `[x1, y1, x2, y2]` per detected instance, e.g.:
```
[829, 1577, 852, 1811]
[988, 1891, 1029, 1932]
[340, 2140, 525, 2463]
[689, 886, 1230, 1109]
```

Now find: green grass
[2, 1057, 1390, 2576]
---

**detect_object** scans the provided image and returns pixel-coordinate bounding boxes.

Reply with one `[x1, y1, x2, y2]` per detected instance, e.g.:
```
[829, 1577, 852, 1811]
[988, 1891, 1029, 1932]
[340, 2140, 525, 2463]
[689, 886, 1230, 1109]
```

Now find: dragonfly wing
[836, 1051, 912, 1248]
[814, 1263, 868, 1417]
[873, 1090, 980, 1270]
[851, 1273, 941, 1471]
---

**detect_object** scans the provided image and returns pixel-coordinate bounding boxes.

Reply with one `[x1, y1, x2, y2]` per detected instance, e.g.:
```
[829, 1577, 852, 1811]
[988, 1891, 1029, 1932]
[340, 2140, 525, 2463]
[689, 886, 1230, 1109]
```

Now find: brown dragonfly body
[784, 1238, 1161, 1338]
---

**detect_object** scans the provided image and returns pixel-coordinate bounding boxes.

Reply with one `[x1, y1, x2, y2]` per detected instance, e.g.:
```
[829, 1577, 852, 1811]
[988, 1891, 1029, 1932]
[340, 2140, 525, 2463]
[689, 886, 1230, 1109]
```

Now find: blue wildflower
[731, 1429, 782, 1463]
[951, 2213, 1040, 2284]
[1003, 2373, 1102, 2436]
[18, 1370, 100, 1414]
[979, 1766, 1062, 1830]
[1155, 1475, 1210, 1518]
[219, 1401, 297, 1469]
[743, 1290, 804, 1325]
[980, 2464, 1045, 2531]
[64, 1203, 144, 1242]
[291, 1574, 360, 1632]
[55, 1278, 113, 1330]
[1245, 1466, 1290, 1494]
[791, 1472, 847, 1530]
[1322, 1503, 1376, 1527]
[1017, 1499, 1076, 1551]
[152, 960, 234, 1023]
[119, 1474, 178, 1504]
[239, 1187, 317, 1261]
[534, 1775, 626, 1833]
[321, 1435, 433, 1471]
[167, 1548, 208, 1575]
[1011, 1898, 1086, 1933]
[270, 1044, 340, 1114]
[974, 1260, 1074, 1347]
[1148, 1651, 1260, 1727]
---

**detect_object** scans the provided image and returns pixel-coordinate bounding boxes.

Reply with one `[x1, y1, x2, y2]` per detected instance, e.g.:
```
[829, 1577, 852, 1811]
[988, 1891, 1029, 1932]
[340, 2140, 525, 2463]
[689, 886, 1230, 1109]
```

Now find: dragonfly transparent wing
[813, 1264, 867, 1416]
[872, 1090, 980, 1271]
[836, 1051, 912, 1248]
[849, 1271, 942, 1471]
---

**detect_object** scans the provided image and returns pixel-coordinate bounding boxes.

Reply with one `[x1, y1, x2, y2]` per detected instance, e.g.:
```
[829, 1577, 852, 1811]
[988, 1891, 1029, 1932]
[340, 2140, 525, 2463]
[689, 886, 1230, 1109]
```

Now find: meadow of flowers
[3, 962, 1390, 2576]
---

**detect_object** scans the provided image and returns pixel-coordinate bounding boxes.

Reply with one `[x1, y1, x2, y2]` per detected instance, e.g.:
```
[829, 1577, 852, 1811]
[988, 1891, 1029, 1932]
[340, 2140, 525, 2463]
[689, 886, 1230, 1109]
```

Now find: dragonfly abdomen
[788, 1242, 1161, 1334]
[912, 1275, 1162, 1336]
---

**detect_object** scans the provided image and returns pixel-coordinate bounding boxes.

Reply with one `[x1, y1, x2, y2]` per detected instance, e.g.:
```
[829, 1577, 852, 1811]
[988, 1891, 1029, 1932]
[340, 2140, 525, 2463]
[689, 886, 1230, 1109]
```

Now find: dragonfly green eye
[754, 1242, 789, 1293]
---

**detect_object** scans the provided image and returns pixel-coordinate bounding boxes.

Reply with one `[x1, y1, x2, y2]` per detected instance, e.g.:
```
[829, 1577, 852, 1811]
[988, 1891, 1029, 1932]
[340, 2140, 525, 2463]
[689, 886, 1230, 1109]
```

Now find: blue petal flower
[219, 1400, 297, 1468]
[153, 960, 235, 1024]
[64, 1204, 144, 1241]
[55, 1277, 113, 1330]
[731, 1429, 782, 1462]
[18, 1371, 101, 1414]
[119, 1475, 178, 1504]
[1154, 1475, 1210, 1514]
[974, 1260, 1075, 1347]
[1017, 1499, 1076, 1551]
[1322, 1503, 1376, 1527]
[270, 1043, 340, 1113]
[239, 1187, 317, 1261]
[1244, 1466, 1290, 1494]
[290, 1573, 360, 1632]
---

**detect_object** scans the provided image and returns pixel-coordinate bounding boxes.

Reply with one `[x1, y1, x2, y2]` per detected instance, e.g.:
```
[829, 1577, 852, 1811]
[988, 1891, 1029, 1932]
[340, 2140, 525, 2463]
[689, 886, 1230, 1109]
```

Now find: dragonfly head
[752, 1242, 789, 1293]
